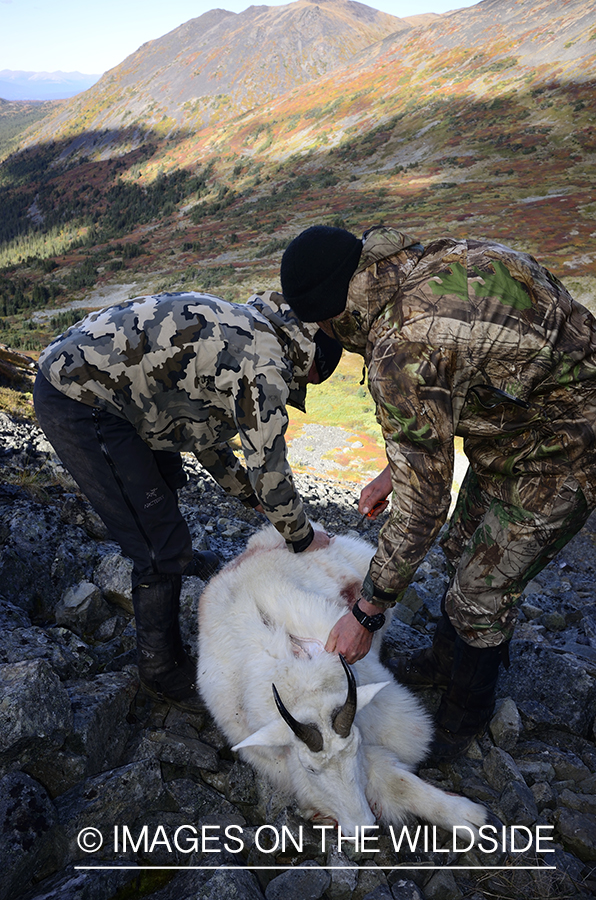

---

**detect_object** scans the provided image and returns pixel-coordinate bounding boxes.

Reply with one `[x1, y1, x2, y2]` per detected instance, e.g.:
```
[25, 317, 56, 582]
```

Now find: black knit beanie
[281, 225, 362, 322]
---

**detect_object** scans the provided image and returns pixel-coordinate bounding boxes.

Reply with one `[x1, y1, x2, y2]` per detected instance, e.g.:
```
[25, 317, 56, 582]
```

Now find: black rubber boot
[133, 575, 205, 714]
[182, 549, 221, 580]
[429, 637, 508, 763]
[385, 594, 456, 690]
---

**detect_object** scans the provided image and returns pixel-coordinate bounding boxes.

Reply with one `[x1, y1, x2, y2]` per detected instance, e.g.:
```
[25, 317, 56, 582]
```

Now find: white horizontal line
[74, 865, 558, 871]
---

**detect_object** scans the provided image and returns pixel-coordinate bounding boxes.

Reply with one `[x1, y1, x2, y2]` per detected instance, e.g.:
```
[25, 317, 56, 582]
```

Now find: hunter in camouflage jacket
[39, 290, 318, 548]
[331, 226, 596, 644]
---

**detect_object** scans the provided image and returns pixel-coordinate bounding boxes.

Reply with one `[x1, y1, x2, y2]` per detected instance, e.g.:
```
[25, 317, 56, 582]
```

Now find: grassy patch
[0, 383, 36, 420]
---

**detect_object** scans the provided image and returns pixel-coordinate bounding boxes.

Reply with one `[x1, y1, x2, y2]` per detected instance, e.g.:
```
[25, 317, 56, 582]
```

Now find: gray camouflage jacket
[39, 290, 318, 548]
[331, 226, 596, 604]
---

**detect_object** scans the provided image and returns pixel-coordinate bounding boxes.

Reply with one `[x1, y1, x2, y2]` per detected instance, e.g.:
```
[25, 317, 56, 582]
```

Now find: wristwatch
[352, 600, 386, 633]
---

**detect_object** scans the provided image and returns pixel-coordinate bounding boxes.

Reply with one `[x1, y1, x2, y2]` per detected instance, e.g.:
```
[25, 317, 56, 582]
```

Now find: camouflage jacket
[39, 290, 318, 547]
[331, 226, 596, 602]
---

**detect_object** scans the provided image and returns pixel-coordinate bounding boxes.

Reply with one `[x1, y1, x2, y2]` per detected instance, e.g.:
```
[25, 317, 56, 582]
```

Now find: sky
[0, 0, 480, 75]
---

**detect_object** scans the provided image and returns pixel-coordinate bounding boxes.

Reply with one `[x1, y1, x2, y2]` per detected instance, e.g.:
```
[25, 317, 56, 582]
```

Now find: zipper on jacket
[469, 385, 530, 410]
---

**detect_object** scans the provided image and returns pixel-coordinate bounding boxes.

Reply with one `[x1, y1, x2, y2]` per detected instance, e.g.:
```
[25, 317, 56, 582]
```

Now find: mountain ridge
[0, 0, 594, 359]
[25, 0, 406, 143]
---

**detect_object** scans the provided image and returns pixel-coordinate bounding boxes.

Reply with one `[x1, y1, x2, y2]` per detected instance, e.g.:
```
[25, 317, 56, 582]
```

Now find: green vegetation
[0, 100, 59, 162]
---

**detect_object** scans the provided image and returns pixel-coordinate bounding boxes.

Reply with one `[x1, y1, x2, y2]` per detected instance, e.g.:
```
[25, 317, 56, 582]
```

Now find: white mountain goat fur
[197, 525, 487, 835]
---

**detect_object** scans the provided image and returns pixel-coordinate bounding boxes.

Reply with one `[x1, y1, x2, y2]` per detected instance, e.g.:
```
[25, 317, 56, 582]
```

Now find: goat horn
[332, 655, 357, 738]
[272, 684, 324, 753]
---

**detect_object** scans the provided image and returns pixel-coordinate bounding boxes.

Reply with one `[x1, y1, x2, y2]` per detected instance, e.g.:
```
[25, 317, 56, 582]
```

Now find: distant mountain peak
[0, 70, 101, 101]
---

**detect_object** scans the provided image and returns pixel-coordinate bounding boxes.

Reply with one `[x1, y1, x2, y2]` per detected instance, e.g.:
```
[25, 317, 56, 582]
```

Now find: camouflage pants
[440, 468, 591, 648]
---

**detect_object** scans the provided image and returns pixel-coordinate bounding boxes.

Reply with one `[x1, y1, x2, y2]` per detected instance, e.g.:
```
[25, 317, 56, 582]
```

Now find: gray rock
[165, 777, 245, 822]
[133, 728, 220, 772]
[531, 781, 556, 811]
[400, 585, 424, 613]
[0, 595, 30, 629]
[55, 759, 167, 863]
[93, 614, 126, 642]
[388, 878, 424, 900]
[326, 845, 359, 899]
[55, 582, 112, 636]
[489, 697, 522, 751]
[558, 788, 596, 817]
[391, 602, 415, 626]
[93, 554, 133, 613]
[554, 807, 596, 861]
[352, 864, 389, 900]
[226, 758, 260, 806]
[423, 869, 462, 899]
[500, 640, 596, 737]
[578, 771, 596, 793]
[60, 494, 110, 541]
[0, 771, 65, 900]
[0, 503, 98, 616]
[199, 867, 265, 899]
[25, 748, 88, 800]
[0, 623, 94, 678]
[18, 864, 143, 900]
[542, 611, 567, 631]
[361, 887, 393, 900]
[498, 779, 539, 826]
[483, 747, 525, 794]
[265, 861, 331, 900]
[516, 759, 556, 785]
[521, 600, 543, 620]
[0, 659, 72, 770]
[63, 671, 138, 776]
[381, 618, 431, 658]
[549, 749, 591, 784]
[131, 868, 211, 900]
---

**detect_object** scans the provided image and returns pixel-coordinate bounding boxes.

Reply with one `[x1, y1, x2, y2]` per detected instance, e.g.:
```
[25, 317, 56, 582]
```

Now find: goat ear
[356, 681, 390, 708]
[232, 719, 288, 751]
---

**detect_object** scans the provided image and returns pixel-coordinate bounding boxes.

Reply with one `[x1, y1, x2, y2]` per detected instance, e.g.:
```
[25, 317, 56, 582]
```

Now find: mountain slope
[0, 0, 594, 358]
[353, 0, 596, 80]
[26, 0, 407, 144]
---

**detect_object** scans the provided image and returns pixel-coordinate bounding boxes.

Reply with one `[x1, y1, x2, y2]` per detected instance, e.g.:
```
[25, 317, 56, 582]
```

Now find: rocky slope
[1, 409, 595, 900]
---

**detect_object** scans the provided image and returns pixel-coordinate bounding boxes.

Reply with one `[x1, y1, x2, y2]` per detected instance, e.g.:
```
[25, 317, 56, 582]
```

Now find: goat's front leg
[364, 745, 487, 832]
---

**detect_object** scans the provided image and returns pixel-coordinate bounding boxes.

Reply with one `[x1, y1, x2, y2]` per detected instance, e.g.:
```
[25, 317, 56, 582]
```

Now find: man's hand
[359, 464, 392, 519]
[325, 597, 384, 663]
[304, 529, 332, 552]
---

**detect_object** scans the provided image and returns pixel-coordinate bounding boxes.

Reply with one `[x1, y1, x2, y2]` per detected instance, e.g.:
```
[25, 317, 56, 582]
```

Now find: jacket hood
[330, 226, 425, 355]
[247, 290, 318, 411]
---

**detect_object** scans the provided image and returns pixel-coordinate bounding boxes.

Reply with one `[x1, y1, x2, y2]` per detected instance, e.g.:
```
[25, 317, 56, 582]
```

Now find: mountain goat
[197, 525, 486, 835]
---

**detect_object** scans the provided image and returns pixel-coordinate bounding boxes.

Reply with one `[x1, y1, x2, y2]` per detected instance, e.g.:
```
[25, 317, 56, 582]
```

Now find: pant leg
[33, 373, 193, 586]
[444, 475, 590, 648]
[440, 469, 488, 578]
[154, 450, 188, 494]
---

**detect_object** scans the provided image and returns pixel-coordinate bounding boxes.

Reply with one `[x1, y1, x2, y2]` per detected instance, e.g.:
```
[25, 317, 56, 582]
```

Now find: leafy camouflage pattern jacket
[39, 290, 318, 548]
[331, 226, 596, 603]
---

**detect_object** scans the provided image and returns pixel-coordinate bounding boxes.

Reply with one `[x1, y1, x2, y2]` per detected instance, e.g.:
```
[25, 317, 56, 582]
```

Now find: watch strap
[352, 600, 386, 633]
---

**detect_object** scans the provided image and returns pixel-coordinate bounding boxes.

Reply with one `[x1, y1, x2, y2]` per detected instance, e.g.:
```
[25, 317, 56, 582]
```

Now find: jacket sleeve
[364, 338, 456, 604]
[193, 443, 259, 506]
[232, 362, 313, 549]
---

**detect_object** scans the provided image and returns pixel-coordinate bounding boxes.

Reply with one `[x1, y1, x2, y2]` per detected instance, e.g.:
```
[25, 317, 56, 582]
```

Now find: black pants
[33, 373, 193, 588]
